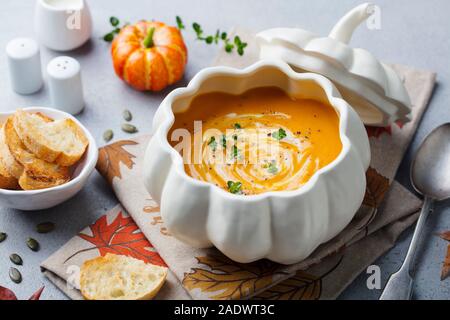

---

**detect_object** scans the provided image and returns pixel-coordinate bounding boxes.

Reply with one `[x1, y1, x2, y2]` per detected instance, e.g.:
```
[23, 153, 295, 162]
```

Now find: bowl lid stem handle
[328, 2, 376, 44]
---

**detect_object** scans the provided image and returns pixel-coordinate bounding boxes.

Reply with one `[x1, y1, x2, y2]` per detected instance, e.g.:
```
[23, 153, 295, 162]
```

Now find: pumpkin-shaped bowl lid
[256, 3, 412, 127]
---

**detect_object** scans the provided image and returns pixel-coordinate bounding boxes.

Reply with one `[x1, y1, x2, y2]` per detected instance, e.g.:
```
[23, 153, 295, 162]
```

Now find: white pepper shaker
[6, 38, 43, 95]
[47, 56, 84, 115]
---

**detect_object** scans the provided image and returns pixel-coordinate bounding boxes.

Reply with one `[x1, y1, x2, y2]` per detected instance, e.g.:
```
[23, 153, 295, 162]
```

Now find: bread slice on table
[13, 110, 88, 166]
[80, 253, 168, 300]
[3, 116, 70, 190]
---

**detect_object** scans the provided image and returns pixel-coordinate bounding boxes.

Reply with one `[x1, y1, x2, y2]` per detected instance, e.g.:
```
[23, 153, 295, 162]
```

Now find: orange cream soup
[169, 87, 342, 195]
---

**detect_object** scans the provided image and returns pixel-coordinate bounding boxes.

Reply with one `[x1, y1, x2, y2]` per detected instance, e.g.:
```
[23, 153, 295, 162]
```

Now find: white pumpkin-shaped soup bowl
[143, 60, 370, 264]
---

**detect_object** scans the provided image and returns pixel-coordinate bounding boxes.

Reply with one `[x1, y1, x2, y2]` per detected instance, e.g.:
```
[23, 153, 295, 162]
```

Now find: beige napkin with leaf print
[41, 29, 436, 300]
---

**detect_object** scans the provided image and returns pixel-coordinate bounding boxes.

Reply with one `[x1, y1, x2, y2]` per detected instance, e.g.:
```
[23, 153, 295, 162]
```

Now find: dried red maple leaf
[437, 231, 450, 280]
[0, 286, 44, 300]
[0, 286, 17, 300]
[75, 212, 166, 267]
[29, 286, 45, 300]
[365, 121, 404, 139]
[441, 246, 450, 281]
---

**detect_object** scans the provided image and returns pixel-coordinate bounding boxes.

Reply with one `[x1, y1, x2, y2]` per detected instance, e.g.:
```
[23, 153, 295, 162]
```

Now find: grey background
[0, 0, 449, 300]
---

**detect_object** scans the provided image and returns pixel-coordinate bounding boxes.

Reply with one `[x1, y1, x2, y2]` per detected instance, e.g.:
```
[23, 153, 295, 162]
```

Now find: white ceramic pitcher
[35, 0, 92, 51]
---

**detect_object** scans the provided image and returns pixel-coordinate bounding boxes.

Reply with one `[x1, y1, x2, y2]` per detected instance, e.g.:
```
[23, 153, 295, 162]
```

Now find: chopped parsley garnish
[232, 145, 239, 159]
[227, 181, 242, 194]
[220, 135, 227, 148]
[208, 136, 217, 151]
[272, 128, 287, 140]
[267, 161, 278, 174]
[233, 123, 242, 129]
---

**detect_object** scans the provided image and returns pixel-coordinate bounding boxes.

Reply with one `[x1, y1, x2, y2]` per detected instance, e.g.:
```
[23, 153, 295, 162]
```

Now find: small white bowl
[0, 107, 98, 211]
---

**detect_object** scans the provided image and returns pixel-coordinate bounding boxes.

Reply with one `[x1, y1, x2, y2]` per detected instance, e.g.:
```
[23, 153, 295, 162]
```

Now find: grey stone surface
[0, 0, 449, 300]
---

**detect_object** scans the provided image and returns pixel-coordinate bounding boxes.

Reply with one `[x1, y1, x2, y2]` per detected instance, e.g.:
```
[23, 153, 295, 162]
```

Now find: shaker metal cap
[256, 3, 412, 126]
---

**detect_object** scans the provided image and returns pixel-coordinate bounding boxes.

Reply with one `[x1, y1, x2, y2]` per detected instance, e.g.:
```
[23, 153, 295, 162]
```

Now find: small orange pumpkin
[111, 21, 188, 91]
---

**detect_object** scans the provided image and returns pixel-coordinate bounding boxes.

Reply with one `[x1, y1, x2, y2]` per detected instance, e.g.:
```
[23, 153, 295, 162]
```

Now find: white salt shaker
[47, 56, 84, 115]
[6, 38, 43, 95]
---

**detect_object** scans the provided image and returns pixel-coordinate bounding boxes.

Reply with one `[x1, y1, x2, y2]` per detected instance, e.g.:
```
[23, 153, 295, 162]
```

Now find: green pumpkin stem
[143, 27, 156, 48]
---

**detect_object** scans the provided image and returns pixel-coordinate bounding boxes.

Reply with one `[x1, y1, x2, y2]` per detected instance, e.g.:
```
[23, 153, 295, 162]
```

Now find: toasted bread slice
[13, 110, 88, 166]
[18, 171, 69, 190]
[0, 126, 23, 179]
[0, 164, 19, 189]
[0, 126, 20, 189]
[0, 152, 19, 190]
[3, 116, 70, 190]
[80, 253, 168, 300]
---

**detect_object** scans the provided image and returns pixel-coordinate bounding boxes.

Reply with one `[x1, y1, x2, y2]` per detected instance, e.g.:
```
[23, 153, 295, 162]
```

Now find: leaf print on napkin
[253, 271, 321, 300]
[366, 121, 404, 139]
[363, 167, 390, 208]
[183, 254, 282, 300]
[96, 140, 138, 185]
[439, 231, 450, 242]
[65, 211, 166, 267]
[354, 168, 390, 236]
[253, 256, 342, 300]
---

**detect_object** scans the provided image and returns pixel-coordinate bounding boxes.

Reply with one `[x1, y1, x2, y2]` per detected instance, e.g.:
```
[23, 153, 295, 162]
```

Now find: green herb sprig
[176, 16, 185, 30]
[208, 136, 217, 151]
[232, 145, 239, 159]
[176, 16, 247, 56]
[227, 181, 243, 194]
[102, 16, 248, 56]
[267, 161, 278, 174]
[103, 16, 128, 42]
[220, 135, 227, 148]
[272, 128, 287, 140]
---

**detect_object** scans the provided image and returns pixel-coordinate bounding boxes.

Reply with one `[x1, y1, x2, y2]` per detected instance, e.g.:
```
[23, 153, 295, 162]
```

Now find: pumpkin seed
[9, 253, 23, 265]
[36, 222, 55, 234]
[0, 232, 6, 243]
[123, 110, 132, 121]
[9, 267, 22, 284]
[26, 238, 40, 252]
[103, 129, 114, 142]
[121, 123, 138, 134]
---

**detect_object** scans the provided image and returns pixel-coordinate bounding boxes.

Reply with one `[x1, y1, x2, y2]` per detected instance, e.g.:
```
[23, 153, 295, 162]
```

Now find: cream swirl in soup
[169, 87, 342, 195]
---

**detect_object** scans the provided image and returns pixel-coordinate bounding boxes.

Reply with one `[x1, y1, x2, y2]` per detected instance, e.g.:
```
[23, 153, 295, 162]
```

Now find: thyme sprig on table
[176, 16, 248, 56]
[103, 16, 127, 42]
[102, 16, 248, 56]
[176, 16, 185, 30]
